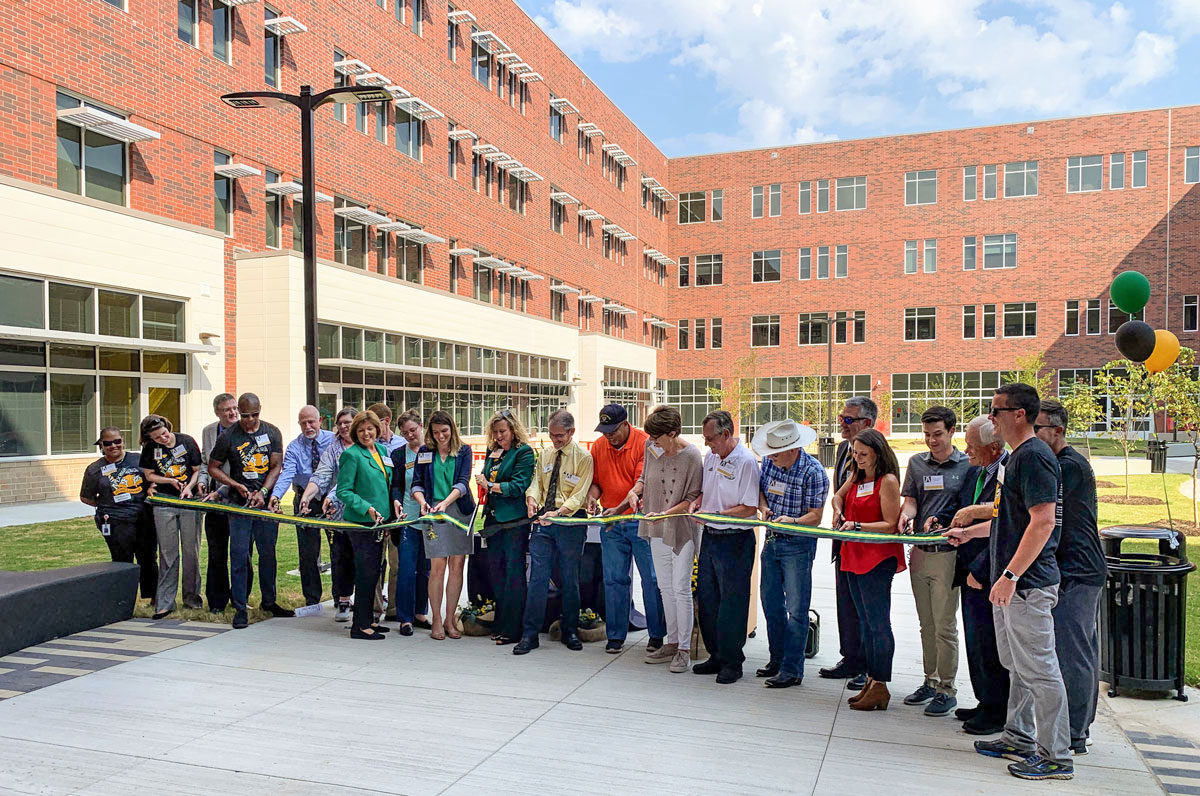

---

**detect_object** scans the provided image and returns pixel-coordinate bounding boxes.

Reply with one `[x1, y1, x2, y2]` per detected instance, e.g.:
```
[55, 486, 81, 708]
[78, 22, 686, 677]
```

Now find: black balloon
[1115, 320, 1157, 362]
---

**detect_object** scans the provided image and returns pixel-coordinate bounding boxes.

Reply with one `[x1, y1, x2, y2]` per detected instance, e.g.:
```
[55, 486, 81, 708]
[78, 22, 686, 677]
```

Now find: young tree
[1058, 377, 1103, 457]
[706, 352, 758, 430]
[1154, 347, 1200, 527]
[1096, 360, 1152, 498]
[1011, 350, 1053, 397]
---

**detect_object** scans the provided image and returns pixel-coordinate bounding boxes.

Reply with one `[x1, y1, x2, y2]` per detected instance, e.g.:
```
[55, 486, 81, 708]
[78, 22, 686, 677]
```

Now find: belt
[704, 525, 747, 536]
[917, 543, 954, 553]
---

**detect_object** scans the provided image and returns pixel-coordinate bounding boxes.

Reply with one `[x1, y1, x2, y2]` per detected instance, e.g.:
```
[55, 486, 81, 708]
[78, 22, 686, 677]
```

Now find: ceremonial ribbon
[148, 495, 947, 545]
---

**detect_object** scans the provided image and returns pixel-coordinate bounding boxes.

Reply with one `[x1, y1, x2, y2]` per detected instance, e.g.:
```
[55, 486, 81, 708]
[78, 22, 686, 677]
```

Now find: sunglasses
[239, 411, 260, 418]
[499, 409, 515, 421]
[100, 439, 122, 447]
[838, 415, 865, 425]
[1033, 424, 1058, 432]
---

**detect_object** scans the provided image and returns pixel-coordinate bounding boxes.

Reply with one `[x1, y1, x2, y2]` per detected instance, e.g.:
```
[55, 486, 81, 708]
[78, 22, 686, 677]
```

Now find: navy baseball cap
[595, 404, 628, 433]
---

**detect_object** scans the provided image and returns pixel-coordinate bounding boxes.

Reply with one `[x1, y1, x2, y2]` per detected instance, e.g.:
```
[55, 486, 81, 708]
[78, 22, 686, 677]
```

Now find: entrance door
[144, 378, 184, 431]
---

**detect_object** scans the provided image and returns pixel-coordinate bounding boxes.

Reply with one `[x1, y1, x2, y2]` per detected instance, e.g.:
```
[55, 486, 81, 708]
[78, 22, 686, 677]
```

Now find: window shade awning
[214, 163, 261, 179]
[549, 98, 579, 115]
[483, 150, 510, 162]
[578, 295, 604, 303]
[508, 63, 533, 75]
[518, 73, 543, 83]
[577, 209, 603, 221]
[495, 51, 522, 65]
[263, 16, 306, 35]
[448, 248, 479, 257]
[447, 129, 477, 140]
[447, 9, 476, 24]
[385, 85, 411, 100]
[549, 192, 580, 205]
[510, 167, 543, 182]
[471, 30, 510, 53]
[0, 325, 218, 355]
[334, 59, 370, 75]
[57, 106, 160, 143]
[473, 256, 507, 269]
[334, 207, 391, 226]
[356, 72, 391, 87]
[396, 229, 446, 245]
[395, 97, 443, 120]
[549, 284, 580, 294]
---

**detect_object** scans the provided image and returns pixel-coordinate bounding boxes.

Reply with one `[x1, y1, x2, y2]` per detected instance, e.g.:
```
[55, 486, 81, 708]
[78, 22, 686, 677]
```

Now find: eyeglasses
[1033, 424, 1058, 432]
[239, 411, 260, 419]
[499, 408, 514, 421]
[988, 406, 1019, 416]
[838, 415, 865, 425]
[100, 439, 122, 447]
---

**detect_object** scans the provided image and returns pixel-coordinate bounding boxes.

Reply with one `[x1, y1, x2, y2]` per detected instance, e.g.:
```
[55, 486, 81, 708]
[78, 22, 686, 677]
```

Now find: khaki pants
[909, 548, 960, 695]
[374, 536, 400, 615]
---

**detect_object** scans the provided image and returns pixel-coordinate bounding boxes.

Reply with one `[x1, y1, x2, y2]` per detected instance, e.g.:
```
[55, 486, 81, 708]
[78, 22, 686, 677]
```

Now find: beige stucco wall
[577, 332, 659, 442]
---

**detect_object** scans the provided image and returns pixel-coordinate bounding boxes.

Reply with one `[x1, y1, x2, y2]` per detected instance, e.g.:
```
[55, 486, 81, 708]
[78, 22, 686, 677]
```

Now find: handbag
[805, 609, 820, 659]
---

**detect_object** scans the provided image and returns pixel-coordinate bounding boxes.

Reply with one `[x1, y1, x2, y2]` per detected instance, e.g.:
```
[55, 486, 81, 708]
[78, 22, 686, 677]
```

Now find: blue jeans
[523, 522, 586, 639]
[846, 557, 898, 682]
[600, 519, 665, 641]
[229, 516, 278, 614]
[760, 534, 816, 679]
[393, 526, 424, 624]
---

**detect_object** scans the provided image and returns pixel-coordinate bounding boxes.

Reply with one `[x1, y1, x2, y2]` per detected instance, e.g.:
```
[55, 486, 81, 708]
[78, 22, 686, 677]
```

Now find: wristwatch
[1002, 569, 1019, 582]
[853, 521, 862, 532]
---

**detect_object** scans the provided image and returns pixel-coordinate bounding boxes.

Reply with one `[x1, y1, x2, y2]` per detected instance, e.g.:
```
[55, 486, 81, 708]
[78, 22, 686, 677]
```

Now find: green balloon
[1110, 271, 1151, 315]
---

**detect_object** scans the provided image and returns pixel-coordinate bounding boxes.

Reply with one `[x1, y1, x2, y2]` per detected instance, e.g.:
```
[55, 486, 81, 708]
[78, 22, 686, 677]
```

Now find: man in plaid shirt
[752, 419, 830, 688]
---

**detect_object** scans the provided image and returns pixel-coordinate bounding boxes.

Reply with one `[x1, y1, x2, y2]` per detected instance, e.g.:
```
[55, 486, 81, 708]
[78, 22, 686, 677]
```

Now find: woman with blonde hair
[475, 409, 535, 645]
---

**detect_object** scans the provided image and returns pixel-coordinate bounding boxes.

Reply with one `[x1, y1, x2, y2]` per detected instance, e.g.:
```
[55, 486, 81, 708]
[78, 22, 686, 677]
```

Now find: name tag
[171, 445, 186, 457]
[564, 473, 581, 486]
[766, 481, 786, 497]
[101, 464, 117, 475]
[923, 474, 944, 491]
[244, 470, 260, 480]
[857, 481, 875, 497]
[648, 443, 664, 459]
[543, 460, 554, 473]
[489, 448, 502, 459]
[113, 492, 131, 503]
[418, 452, 433, 464]
[406, 460, 415, 470]
[154, 449, 165, 460]
[997, 464, 1006, 486]
[716, 462, 735, 479]
[255, 434, 270, 446]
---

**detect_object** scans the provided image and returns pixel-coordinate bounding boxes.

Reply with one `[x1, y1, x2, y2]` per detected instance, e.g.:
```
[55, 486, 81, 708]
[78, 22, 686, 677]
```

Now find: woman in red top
[830, 428, 904, 711]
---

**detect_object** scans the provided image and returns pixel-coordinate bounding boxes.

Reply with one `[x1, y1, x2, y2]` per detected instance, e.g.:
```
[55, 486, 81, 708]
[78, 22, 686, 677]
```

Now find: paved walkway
[0, 549, 1174, 795]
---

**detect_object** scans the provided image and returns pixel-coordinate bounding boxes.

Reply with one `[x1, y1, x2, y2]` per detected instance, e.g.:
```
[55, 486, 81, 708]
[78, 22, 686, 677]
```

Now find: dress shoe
[715, 667, 743, 684]
[849, 680, 890, 711]
[819, 659, 859, 679]
[513, 637, 539, 655]
[847, 673, 868, 690]
[398, 623, 414, 636]
[384, 613, 398, 622]
[756, 660, 781, 678]
[848, 677, 874, 705]
[369, 623, 390, 633]
[263, 603, 295, 618]
[413, 617, 433, 630]
[561, 632, 583, 651]
[955, 705, 982, 721]
[692, 658, 721, 675]
[764, 674, 801, 689]
[350, 627, 385, 640]
[152, 610, 171, 620]
[963, 714, 1006, 736]
[232, 610, 248, 629]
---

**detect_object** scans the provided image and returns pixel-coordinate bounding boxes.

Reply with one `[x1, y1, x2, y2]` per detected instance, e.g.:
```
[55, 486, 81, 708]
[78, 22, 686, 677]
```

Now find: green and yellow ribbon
[147, 494, 472, 533]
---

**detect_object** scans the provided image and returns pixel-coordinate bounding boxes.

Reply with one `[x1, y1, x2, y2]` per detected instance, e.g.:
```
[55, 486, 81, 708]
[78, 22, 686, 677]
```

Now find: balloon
[1110, 271, 1151, 315]
[1115, 320, 1157, 362]
[1145, 329, 1181, 373]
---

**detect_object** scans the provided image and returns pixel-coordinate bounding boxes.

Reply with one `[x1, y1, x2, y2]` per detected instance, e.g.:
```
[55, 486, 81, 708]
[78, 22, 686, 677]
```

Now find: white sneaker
[334, 603, 352, 622]
[669, 649, 690, 673]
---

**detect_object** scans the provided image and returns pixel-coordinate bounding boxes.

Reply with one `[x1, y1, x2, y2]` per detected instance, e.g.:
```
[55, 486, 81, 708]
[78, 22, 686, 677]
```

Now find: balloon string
[1148, 377, 1174, 532]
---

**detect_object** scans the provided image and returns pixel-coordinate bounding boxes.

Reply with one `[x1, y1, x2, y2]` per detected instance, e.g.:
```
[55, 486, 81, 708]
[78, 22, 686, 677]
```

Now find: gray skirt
[422, 501, 474, 559]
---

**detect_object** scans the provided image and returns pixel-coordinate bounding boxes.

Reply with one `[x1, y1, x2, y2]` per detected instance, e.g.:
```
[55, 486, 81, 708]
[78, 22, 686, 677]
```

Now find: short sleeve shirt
[139, 433, 202, 485]
[1056, 446, 1107, 586]
[699, 440, 761, 530]
[901, 448, 971, 532]
[760, 450, 829, 521]
[989, 436, 1062, 589]
[209, 421, 284, 503]
[80, 453, 147, 521]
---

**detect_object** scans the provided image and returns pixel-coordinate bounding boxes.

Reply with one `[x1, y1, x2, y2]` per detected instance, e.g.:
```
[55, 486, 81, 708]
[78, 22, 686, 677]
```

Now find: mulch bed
[1098, 495, 1164, 506]
[1095, 480, 1119, 489]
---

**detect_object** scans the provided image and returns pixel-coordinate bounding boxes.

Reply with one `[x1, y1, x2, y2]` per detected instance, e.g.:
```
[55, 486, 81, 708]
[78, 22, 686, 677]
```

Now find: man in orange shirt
[588, 404, 666, 655]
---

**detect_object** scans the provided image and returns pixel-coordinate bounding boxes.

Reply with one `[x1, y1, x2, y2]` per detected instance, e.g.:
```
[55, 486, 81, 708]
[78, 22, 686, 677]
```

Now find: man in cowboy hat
[753, 419, 830, 688]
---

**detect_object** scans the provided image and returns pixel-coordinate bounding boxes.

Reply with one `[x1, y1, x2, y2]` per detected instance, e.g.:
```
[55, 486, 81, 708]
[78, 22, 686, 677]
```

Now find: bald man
[270, 405, 337, 606]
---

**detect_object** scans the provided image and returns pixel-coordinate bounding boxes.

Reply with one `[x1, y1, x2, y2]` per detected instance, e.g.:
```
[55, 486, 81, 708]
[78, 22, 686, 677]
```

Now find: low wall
[0, 457, 92, 505]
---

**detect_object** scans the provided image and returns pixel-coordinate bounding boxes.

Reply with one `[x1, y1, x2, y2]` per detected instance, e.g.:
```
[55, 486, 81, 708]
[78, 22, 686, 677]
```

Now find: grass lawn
[887, 436, 1141, 458]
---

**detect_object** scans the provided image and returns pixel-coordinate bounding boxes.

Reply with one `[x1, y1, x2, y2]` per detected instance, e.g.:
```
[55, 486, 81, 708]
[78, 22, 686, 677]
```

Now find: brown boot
[848, 677, 874, 705]
[850, 680, 890, 711]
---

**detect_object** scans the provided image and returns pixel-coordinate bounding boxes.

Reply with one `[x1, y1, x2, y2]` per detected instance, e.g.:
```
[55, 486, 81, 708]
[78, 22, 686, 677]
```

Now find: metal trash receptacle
[818, 437, 836, 467]
[1148, 440, 1168, 473]
[1100, 526, 1195, 701]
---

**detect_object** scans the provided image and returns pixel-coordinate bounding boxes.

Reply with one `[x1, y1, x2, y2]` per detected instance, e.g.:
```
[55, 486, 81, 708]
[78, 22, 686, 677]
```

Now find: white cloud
[1163, 0, 1200, 37]
[532, 0, 1180, 147]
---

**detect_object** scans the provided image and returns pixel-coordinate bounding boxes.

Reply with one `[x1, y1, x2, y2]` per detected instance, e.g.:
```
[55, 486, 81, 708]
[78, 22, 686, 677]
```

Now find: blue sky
[514, 0, 1200, 157]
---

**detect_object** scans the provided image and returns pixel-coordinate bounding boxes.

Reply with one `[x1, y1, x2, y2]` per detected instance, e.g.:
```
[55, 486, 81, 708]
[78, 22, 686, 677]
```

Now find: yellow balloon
[1145, 329, 1181, 373]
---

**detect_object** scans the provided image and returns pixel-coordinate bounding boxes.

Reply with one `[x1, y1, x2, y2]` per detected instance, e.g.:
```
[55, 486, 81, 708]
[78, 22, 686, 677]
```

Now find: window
[836, 176, 866, 210]
[410, 0, 422, 34]
[853, 311, 865, 343]
[213, 1, 232, 62]
[678, 256, 689, 287]
[905, 170, 936, 205]
[549, 99, 563, 142]
[291, 197, 304, 251]
[797, 313, 828, 345]
[711, 189, 723, 221]
[213, 151, 232, 235]
[1108, 300, 1145, 332]
[550, 196, 564, 234]
[817, 246, 830, 279]
[1085, 298, 1101, 335]
[982, 304, 996, 338]
[398, 237, 422, 283]
[332, 50, 348, 122]
[835, 245, 848, 278]
[333, 197, 366, 269]
[394, 107, 421, 159]
[473, 262, 491, 301]
[375, 103, 386, 143]
[49, 283, 93, 333]
[471, 26, 489, 86]
[55, 92, 126, 206]
[799, 247, 811, 280]
[751, 186, 763, 218]
[1111, 152, 1125, 189]
[1003, 302, 1037, 337]
[695, 254, 722, 286]
[178, 0, 197, 44]
[816, 179, 829, 212]
[1065, 300, 1079, 336]
[963, 305, 976, 339]
[1004, 161, 1038, 197]
[904, 307, 936, 341]
[768, 183, 781, 216]
[798, 181, 811, 214]
[751, 315, 780, 347]
[695, 318, 707, 349]
[448, 244, 459, 294]
[678, 191, 705, 224]
[752, 249, 781, 282]
[264, 7, 280, 86]
[0, 274, 45, 329]
[1184, 295, 1198, 332]
[711, 318, 722, 349]
[983, 165, 997, 199]
[904, 240, 917, 274]
[890, 371, 1006, 432]
[662, 378, 721, 433]
[446, 13, 457, 61]
[923, 239, 937, 273]
[1132, 150, 1147, 188]
[1186, 147, 1200, 185]
[678, 319, 689, 350]
[833, 311, 848, 343]
[982, 233, 1017, 269]
[508, 173, 525, 214]
[1067, 155, 1103, 193]
[963, 166, 977, 201]
[963, 236, 977, 270]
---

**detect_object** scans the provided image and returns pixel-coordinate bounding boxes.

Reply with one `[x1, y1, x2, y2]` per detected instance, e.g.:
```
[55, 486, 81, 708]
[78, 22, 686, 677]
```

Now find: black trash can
[818, 436, 836, 467]
[1099, 526, 1195, 701]
[1148, 440, 1168, 473]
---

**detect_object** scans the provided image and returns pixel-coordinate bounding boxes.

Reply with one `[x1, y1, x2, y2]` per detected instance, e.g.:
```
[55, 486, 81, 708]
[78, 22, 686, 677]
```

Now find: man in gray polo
[898, 406, 971, 717]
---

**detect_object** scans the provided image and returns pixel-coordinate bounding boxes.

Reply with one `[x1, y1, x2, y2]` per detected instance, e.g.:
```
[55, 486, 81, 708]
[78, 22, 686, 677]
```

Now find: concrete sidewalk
[0, 545, 1168, 795]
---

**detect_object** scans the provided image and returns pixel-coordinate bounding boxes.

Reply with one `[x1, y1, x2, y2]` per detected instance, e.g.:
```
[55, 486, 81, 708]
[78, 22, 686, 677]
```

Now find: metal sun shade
[356, 73, 391, 88]
[56, 106, 160, 143]
[333, 59, 371, 75]
[333, 206, 391, 226]
[214, 163, 261, 179]
[447, 129, 477, 140]
[263, 16, 307, 35]
[549, 191, 580, 204]
[447, 9, 476, 24]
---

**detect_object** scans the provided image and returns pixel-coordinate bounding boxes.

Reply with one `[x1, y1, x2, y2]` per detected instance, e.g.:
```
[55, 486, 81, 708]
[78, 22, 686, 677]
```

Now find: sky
[513, 0, 1200, 157]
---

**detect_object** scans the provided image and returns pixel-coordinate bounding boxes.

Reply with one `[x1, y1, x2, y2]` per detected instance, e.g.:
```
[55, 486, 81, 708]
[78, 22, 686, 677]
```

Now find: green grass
[887, 436, 1140, 457]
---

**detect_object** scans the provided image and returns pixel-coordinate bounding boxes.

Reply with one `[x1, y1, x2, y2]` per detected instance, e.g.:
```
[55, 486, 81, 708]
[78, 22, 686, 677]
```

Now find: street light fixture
[220, 85, 392, 407]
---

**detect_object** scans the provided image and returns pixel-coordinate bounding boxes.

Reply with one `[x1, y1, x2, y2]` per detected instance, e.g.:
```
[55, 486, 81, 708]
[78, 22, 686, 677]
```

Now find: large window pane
[100, 375, 139, 443]
[84, 131, 125, 205]
[0, 341, 46, 367]
[98, 348, 139, 371]
[0, 371, 47, 457]
[0, 274, 45, 329]
[49, 344, 95, 370]
[142, 297, 184, 342]
[56, 121, 82, 195]
[318, 323, 339, 358]
[50, 373, 96, 454]
[142, 352, 186, 374]
[49, 283, 94, 333]
[98, 290, 138, 337]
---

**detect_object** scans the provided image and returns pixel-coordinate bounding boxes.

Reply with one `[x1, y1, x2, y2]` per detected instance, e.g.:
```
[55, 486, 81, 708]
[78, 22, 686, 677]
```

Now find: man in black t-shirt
[206, 392, 290, 628]
[1036, 399, 1106, 755]
[973, 383, 1073, 782]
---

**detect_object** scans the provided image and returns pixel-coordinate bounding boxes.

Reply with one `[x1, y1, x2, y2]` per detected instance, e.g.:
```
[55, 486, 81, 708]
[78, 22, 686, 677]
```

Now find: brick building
[0, 0, 1197, 503]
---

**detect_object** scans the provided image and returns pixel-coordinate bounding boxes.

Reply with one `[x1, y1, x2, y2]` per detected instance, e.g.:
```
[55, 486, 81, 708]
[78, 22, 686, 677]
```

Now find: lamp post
[220, 85, 392, 407]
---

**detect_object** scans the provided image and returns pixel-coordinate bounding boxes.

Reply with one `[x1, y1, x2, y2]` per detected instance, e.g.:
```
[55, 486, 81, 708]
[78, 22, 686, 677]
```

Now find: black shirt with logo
[139, 433, 202, 488]
[1055, 445, 1107, 586]
[80, 452, 148, 522]
[209, 422, 284, 504]
[989, 436, 1062, 590]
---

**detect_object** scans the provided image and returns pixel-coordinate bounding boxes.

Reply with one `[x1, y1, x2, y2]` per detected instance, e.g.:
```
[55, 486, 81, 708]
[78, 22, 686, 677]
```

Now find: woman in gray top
[298, 406, 357, 622]
[630, 405, 703, 673]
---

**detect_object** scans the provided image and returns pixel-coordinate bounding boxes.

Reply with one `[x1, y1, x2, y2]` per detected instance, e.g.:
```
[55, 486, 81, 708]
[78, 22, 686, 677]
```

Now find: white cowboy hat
[751, 418, 817, 457]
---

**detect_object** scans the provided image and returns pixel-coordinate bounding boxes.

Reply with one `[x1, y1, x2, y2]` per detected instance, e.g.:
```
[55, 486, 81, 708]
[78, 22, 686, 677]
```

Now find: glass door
[143, 377, 185, 432]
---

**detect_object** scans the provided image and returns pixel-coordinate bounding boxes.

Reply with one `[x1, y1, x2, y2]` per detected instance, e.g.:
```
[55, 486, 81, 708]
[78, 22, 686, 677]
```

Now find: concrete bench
[0, 563, 140, 657]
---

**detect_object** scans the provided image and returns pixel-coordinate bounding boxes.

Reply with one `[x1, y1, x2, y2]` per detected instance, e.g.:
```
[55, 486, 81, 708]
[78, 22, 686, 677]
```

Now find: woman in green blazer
[337, 410, 396, 640]
[475, 409, 536, 645]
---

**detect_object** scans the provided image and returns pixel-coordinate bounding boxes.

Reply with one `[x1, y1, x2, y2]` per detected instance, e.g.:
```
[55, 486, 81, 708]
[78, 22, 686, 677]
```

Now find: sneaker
[1070, 743, 1088, 756]
[903, 684, 937, 706]
[645, 642, 677, 664]
[669, 650, 690, 673]
[232, 610, 248, 629]
[924, 693, 957, 717]
[334, 603, 352, 623]
[1008, 755, 1074, 781]
[974, 739, 1034, 762]
[847, 673, 868, 690]
[605, 640, 625, 654]
[263, 603, 296, 618]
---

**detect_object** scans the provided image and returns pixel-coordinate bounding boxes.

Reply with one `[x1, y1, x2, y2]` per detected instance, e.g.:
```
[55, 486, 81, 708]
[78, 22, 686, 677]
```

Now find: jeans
[835, 561, 865, 673]
[486, 524, 529, 640]
[326, 530, 355, 602]
[696, 529, 756, 669]
[349, 531, 384, 630]
[579, 541, 605, 616]
[152, 505, 202, 612]
[392, 526, 426, 623]
[601, 519, 666, 641]
[293, 495, 324, 606]
[523, 522, 586, 639]
[228, 516, 278, 614]
[845, 557, 897, 682]
[760, 534, 816, 678]
[204, 512, 250, 612]
[1052, 579, 1102, 747]
[961, 580, 1009, 721]
[650, 536, 696, 649]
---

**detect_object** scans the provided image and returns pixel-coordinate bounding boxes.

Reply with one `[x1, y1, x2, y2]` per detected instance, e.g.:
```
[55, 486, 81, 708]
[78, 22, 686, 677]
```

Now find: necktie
[545, 450, 563, 511]
[973, 468, 987, 503]
[310, 437, 320, 471]
[840, 449, 855, 485]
